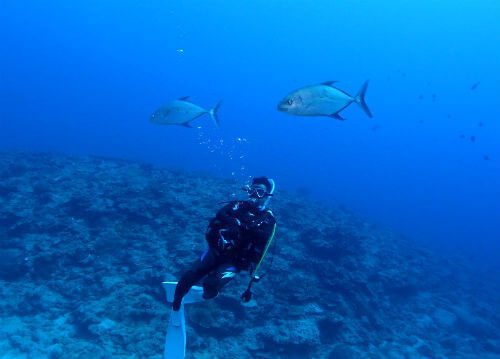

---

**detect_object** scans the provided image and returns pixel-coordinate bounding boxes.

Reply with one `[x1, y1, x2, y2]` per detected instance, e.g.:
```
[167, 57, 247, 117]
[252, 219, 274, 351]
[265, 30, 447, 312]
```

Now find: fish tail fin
[208, 100, 222, 127]
[354, 80, 372, 118]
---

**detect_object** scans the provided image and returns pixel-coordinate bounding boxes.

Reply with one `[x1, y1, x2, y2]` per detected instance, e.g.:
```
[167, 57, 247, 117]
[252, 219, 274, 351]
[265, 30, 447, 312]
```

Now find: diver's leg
[172, 249, 218, 311]
[202, 263, 239, 299]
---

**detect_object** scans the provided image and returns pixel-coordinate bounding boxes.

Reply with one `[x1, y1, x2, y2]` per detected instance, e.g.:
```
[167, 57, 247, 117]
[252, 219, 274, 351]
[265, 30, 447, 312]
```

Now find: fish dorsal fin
[321, 81, 338, 87]
[182, 122, 194, 128]
[178, 96, 190, 101]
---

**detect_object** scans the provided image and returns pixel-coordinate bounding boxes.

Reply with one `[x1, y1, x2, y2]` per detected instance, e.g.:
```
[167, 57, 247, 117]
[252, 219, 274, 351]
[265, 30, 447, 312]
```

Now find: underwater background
[1, 0, 499, 358]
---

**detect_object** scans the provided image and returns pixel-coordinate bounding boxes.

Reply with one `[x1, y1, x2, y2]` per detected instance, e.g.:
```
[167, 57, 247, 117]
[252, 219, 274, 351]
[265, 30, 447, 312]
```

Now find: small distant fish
[478, 122, 483, 127]
[459, 134, 466, 139]
[483, 155, 490, 161]
[447, 114, 452, 119]
[470, 82, 480, 90]
[470, 136, 476, 142]
[371, 124, 382, 132]
[277, 80, 372, 120]
[431, 94, 436, 102]
[150, 97, 221, 127]
[418, 95, 424, 100]
[176, 48, 185, 55]
[418, 120, 424, 124]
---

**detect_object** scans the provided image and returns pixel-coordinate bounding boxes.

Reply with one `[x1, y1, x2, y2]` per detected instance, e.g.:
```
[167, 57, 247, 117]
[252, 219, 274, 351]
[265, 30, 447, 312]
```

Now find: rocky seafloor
[0, 151, 499, 359]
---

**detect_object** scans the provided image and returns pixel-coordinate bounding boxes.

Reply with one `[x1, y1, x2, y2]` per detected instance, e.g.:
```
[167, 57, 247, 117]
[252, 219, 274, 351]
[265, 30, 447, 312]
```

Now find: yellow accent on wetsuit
[253, 222, 276, 277]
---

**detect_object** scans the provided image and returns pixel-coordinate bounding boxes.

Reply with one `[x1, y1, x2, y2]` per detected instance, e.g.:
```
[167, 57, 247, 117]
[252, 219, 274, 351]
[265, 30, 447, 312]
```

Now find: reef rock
[0, 151, 498, 359]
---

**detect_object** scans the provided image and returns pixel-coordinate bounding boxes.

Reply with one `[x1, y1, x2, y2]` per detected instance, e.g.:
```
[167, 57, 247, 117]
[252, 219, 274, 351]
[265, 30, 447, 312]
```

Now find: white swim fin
[162, 282, 204, 359]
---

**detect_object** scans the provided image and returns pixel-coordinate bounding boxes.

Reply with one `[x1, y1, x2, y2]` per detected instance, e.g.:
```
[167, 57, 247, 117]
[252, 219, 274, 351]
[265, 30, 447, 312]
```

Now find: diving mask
[242, 185, 272, 199]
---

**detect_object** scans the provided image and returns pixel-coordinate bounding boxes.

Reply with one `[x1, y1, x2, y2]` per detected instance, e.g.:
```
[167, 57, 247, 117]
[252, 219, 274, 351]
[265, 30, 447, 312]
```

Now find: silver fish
[277, 80, 372, 120]
[150, 96, 222, 127]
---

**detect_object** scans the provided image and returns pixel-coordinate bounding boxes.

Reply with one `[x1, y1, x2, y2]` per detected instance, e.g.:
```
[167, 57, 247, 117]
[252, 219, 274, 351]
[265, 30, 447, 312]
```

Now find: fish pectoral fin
[321, 80, 338, 87]
[181, 122, 194, 128]
[178, 96, 190, 101]
[329, 113, 346, 121]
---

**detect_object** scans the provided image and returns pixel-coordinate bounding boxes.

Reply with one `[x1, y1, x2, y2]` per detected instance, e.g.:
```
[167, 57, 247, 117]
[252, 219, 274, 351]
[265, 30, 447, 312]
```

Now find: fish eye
[287, 99, 293, 105]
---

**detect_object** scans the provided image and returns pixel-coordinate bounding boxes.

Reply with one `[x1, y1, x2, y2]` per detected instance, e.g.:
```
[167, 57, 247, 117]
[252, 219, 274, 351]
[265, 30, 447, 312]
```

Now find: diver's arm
[250, 220, 277, 275]
[240, 216, 276, 303]
[215, 201, 242, 226]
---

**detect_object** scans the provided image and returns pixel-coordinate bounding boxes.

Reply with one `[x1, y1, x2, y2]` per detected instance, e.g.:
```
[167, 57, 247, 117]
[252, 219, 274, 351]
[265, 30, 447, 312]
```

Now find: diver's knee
[202, 282, 219, 299]
[180, 270, 199, 285]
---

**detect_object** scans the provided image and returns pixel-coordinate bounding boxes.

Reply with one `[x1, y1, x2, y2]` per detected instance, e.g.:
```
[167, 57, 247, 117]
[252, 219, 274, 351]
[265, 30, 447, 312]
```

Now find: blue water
[1, 0, 499, 267]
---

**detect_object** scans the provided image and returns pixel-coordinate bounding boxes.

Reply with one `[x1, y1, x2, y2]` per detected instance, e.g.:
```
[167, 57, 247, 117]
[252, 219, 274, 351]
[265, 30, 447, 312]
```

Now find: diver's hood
[258, 178, 275, 211]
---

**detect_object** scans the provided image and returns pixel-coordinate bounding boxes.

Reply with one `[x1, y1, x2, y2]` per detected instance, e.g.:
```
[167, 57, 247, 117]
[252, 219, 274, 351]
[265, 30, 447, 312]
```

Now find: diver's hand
[218, 229, 235, 251]
[241, 289, 252, 302]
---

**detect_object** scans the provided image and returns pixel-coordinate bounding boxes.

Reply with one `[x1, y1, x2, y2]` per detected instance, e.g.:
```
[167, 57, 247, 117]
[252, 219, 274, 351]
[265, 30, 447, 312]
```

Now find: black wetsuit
[172, 200, 276, 310]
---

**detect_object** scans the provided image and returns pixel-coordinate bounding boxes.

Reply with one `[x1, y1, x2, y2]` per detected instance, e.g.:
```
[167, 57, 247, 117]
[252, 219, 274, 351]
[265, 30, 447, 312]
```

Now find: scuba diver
[172, 176, 277, 311]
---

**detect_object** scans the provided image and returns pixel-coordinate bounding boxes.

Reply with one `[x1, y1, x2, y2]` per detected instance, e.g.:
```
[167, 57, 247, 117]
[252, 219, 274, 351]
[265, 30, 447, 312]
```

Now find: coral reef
[0, 151, 498, 358]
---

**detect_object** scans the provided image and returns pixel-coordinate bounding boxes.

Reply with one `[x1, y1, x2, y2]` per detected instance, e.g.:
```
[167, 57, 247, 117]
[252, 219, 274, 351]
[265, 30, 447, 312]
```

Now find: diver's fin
[164, 306, 186, 359]
[322, 80, 338, 86]
[163, 282, 177, 303]
[162, 282, 204, 304]
[353, 80, 373, 118]
[208, 100, 222, 127]
[162, 282, 204, 359]
[330, 113, 346, 121]
[178, 96, 190, 101]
